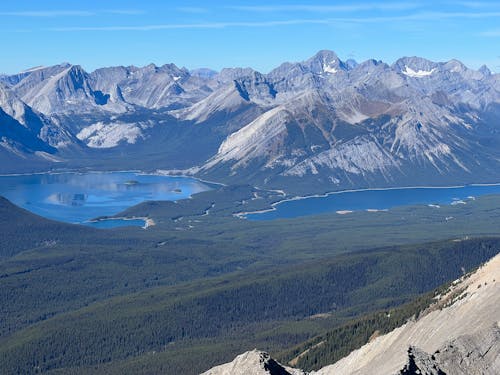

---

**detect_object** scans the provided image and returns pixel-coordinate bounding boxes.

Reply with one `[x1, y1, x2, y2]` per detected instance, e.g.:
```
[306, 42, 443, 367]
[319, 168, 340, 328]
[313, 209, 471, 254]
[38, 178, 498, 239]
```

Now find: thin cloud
[479, 29, 500, 36]
[428, 10, 500, 18]
[40, 10, 500, 32]
[330, 11, 500, 23]
[104, 9, 146, 15]
[0, 10, 94, 17]
[5, 29, 33, 33]
[454, 1, 500, 8]
[0, 9, 145, 17]
[177, 7, 209, 14]
[227, 3, 421, 12]
[48, 19, 332, 32]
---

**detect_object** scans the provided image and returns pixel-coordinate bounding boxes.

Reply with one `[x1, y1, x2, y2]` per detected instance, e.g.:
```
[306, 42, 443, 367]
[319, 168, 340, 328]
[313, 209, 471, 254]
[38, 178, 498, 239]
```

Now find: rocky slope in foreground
[201, 350, 305, 375]
[201, 253, 500, 374]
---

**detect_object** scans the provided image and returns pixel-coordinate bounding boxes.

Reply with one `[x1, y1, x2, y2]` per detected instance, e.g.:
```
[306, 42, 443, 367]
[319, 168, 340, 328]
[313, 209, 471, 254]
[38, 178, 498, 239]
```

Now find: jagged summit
[304, 49, 348, 74]
[201, 349, 304, 375]
[392, 56, 439, 77]
[0, 83, 57, 155]
[267, 50, 349, 86]
[479, 64, 492, 76]
[11, 63, 116, 114]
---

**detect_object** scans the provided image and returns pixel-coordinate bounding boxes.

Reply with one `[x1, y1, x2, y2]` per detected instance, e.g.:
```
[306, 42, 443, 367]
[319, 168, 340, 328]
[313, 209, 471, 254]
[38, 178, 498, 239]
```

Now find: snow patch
[336, 210, 352, 215]
[402, 65, 436, 78]
[323, 62, 338, 74]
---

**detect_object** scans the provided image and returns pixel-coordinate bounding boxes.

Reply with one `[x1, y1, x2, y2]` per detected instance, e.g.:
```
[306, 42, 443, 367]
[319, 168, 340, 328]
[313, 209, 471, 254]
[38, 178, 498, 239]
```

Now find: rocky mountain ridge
[0, 51, 499, 193]
[201, 252, 500, 374]
[0, 82, 73, 163]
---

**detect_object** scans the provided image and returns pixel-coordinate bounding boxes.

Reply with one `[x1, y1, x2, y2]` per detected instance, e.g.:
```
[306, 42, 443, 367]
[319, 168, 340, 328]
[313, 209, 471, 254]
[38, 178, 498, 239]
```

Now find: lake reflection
[0, 172, 210, 227]
[46, 193, 87, 206]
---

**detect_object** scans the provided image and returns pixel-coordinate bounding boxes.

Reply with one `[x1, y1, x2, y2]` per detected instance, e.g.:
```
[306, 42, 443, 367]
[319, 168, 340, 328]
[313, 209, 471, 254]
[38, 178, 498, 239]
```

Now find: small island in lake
[124, 180, 140, 186]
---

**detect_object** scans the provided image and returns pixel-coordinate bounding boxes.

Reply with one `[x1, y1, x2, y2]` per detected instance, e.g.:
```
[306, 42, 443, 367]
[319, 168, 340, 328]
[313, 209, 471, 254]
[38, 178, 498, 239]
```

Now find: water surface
[0, 172, 210, 228]
[247, 184, 500, 220]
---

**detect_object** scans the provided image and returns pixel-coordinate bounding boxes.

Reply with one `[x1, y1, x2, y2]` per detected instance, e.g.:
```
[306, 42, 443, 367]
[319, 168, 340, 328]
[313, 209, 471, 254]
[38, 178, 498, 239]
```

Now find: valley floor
[1, 184, 500, 374]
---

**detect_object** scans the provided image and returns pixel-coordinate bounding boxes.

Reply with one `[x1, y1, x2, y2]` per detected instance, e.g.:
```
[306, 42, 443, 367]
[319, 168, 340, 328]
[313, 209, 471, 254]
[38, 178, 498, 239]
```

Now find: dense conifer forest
[1, 190, 500, 374]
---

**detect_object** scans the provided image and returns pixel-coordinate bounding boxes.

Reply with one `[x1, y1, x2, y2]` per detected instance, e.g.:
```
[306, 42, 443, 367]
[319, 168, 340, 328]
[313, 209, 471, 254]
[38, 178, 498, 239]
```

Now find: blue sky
[1, 0, 499, 74]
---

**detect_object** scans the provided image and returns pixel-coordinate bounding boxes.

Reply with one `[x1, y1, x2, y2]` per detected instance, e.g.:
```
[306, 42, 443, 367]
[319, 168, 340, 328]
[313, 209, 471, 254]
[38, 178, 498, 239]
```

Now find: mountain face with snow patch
[195, 52, 500, 192]
[201, 253, 500, 374]
[0, 51, 499, 193]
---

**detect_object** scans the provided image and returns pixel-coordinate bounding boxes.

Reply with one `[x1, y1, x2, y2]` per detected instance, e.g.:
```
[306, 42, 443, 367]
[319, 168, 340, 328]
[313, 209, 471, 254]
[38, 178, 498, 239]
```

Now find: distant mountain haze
[0, 51, 499, 193]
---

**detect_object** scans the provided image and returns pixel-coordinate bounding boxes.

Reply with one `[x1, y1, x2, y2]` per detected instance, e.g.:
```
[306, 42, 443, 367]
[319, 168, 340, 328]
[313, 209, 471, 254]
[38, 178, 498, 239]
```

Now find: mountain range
[1, 51, 499, 193]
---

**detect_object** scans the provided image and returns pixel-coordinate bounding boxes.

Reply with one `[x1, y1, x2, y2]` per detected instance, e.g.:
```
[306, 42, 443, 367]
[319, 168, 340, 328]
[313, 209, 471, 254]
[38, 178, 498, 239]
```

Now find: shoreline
[86, 216, 156, 229]
[152, 169, 227, 187]
[0, 168, 225, 189]
[238, 184, 500, 219]
[2, 168, 499, 198]
[2, 169, 500, 221]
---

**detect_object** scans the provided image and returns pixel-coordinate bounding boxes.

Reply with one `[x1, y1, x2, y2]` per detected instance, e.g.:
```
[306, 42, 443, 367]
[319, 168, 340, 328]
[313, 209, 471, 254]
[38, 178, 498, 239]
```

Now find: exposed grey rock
[201, 254, 500, 375]
[314, 253, 500, 375]
[195, 52, 499, 189]
[0, 51, 499, 188]
[432, 326, 500, 375]
[190, 68, 218, 79]
[11, 63, 130, 115]
[397, 327, 500, 375]
[0, 83, 72, 153]
[90, 63, 210, 110]
[172, 82, 261, 124]
[216, 67, 259, 84]
[398, 346, 446, 375]
[200, 349, 305, 375]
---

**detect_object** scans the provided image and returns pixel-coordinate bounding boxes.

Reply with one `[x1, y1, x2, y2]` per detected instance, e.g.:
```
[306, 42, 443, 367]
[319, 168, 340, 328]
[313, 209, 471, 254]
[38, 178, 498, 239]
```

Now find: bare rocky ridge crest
[201, 349, 305, 375]
[201, 253, 500, 375]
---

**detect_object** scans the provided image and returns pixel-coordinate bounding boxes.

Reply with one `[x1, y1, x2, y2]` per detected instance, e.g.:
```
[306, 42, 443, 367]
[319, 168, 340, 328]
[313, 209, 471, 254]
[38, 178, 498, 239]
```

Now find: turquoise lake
[247, 184, 500, 220]
[0, 172, 210, 228]
[2, 172, 500, 226]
